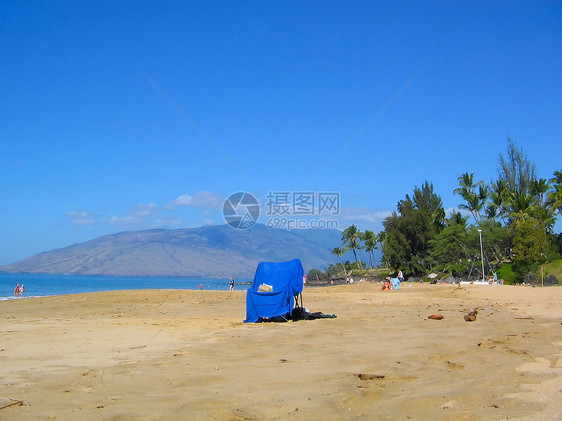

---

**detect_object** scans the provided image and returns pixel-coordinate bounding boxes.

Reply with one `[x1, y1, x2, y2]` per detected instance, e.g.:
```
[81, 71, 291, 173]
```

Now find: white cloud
[200, 217, 217, 226]
[67, 210, 96, 226]
[105, 203, 161, 227]
[340, 207, 393, 223]
[126, 203, 158, 218]
[169, 191, 223, 209]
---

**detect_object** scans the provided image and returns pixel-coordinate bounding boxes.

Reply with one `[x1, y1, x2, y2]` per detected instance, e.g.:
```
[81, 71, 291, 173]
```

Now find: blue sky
[1, 1, 561, 265]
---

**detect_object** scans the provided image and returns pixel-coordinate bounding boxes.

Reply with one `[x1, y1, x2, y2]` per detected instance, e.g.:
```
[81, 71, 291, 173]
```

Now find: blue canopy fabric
[244, 259, 304, 323]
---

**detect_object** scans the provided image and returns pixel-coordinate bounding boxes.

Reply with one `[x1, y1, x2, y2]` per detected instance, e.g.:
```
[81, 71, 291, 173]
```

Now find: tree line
[326, 139, 562, 284]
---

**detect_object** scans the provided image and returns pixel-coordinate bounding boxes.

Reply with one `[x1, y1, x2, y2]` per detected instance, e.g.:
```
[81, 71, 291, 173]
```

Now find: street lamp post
[478, 229, 485, 282]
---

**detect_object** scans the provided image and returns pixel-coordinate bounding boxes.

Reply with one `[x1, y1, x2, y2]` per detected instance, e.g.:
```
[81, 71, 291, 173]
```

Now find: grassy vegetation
[496, 264, 517, 284]
[541, 259, 562, 285]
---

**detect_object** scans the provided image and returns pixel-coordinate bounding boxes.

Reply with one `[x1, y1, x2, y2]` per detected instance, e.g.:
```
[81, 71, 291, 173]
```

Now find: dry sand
[1, 283, 561, 420]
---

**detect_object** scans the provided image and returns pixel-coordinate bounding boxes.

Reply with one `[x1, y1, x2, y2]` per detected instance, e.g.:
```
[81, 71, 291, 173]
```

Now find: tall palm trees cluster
[331, 225, 385, 273]
[454, 171, 561, 231]
[454, 139, 561, 231]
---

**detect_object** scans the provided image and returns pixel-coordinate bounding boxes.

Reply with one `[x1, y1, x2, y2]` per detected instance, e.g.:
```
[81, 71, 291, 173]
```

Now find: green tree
[526, 177, 556, 234]
[307, 268, 323, 280]
[330, 247, 348, 276]
[547, 170, 562, 215]
[377, 231, 389, 268]
[454, 172, 485, 223]
[383, 181, 444, 275]
[486, 179, 509, 222]
[428, 212, 472, 274]
[497, 137, 536, 195]
[509, 191, 533, 219]
[382, 213, 410, 271]
[493, 139, 557, 271]
[530, 178, 550, 206]
[476, 219, 512, 269]
[510, 216, 549, 281]
[341, 225, 363, 269]
[361, 230, 378, 269]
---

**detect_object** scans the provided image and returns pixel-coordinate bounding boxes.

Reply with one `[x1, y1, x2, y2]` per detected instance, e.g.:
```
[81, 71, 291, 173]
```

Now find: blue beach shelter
[244, 259, 304, 323]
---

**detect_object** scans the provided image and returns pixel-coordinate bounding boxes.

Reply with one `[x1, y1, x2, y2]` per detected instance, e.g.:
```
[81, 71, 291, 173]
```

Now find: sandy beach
[1, 283, 561, 420]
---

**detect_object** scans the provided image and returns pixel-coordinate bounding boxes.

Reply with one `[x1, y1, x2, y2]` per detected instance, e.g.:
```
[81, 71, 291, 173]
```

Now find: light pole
[478, 229, 485, 282]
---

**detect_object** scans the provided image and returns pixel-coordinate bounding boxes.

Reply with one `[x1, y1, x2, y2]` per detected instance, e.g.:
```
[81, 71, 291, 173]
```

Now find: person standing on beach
[229, 277, 234, 291]
[15, 283, 19, 297]
[397, 269, 404, 283]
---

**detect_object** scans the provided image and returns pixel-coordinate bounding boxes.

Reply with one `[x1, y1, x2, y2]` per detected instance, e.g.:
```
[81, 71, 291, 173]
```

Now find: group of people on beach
[382, 269, 404, 291]
[14, 283, 25, 296]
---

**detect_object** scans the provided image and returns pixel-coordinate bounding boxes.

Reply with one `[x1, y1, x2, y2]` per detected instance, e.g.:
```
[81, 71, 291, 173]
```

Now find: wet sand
[1, 283, 561, 420]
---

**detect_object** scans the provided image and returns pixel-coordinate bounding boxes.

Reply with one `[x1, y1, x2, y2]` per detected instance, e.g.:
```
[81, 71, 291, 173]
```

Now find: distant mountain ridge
[0, 224, 343, 277]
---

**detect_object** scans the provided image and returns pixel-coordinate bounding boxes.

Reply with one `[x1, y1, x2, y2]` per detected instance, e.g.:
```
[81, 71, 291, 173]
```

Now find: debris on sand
[357, 373, 385, 380]
[464, 308, 478, 322]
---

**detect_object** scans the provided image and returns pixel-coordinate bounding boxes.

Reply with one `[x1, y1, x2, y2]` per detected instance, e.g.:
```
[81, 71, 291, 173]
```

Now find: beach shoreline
[1, 283, 560, 420]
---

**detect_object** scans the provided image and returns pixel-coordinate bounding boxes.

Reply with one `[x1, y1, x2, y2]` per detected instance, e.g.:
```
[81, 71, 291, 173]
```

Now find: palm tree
[547, 170, 562, 215]
[485, 203, 499, 219]
[458, 192, 486, 224]
[432, 207, 446, 233]
[448, 211, 468, 227]
[454, 172, 485, 223]
[530, 178, 550, 206]
[331, 247, 348, 276]
[361, 230, 377, 269]
[528, 177, 555, 233]
[341, 225, 363, 269]
[508, 191, 533, 223]
[531, 205, 556, 234]
[377, 231, 389, 269]
[487, 180, 509, 222]
[547, 184, 562, 215]
[478, 185, 489, 205]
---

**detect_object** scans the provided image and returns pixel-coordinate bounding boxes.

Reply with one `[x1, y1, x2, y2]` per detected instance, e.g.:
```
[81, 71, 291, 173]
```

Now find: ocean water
[0, 273, 251, 300]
